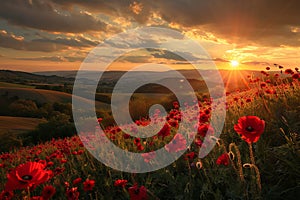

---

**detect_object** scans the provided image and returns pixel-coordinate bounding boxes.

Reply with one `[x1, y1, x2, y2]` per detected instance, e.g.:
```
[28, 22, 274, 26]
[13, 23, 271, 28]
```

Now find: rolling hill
[0, 87, 110, 110]
[0, 70, 74, 85]
[0, 116, 46, 135]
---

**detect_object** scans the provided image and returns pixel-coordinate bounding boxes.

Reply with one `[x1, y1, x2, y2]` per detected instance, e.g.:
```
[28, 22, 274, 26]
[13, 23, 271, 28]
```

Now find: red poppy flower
[134, 138, 141, 145]
[194, 138, 203, 147]
[245, 98, 252, 103]
[199, 112, 210, 123]
[54, 167, 65, 175]
[0, 190, 13, 200]
[157, 123, 171, 139]
[285, 69, 293, 74]
[197, 124, 214, 138]
[83, 179, 95, 191]
[135, 119, 150, 126]
[168, 119, 179, 128]
[114, 179, 128, 187]
[64, 182, 70, 188]
[5, 161, 53, 191]
[165, 134, 186, 153]
[292, 73, 299, 79]
[137, 144, 145, 151]
[141, 151, 156, 163]
[97, 118, 103, 123]
[173, 101, 179, 109]
[234, 116, 265, 143]
[31, 196, 43, 200]
[260, 82, 267, 88]
[123, 133, 131, 139]
[72, 178, 82, 185]
[128, 184, 147, 200]
[184, 152, 196, 161]
[216, 153, 230, 166]
[66, 187, 79, 200]
[46, 162, 54, 167]
[42, 185, 56, 200]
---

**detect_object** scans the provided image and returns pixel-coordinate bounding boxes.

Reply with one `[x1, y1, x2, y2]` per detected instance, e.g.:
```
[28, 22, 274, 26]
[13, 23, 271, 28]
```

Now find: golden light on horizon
[230, 60, 239, 69]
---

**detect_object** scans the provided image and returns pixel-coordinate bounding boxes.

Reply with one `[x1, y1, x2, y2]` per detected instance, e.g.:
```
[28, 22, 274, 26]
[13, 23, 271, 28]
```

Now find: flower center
[134, 188, 140, 195]
[246, 126, 254, 132]
[21, 175, 33, 181]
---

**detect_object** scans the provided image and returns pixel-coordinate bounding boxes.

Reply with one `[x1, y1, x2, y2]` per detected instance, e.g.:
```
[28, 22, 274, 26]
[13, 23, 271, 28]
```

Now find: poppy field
[0, 67, 300, 200]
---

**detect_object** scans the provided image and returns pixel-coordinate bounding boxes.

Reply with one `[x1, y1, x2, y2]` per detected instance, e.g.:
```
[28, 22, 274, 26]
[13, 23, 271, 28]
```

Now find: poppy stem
[248, 142, 255, 165]
[27, 187, 31, 199]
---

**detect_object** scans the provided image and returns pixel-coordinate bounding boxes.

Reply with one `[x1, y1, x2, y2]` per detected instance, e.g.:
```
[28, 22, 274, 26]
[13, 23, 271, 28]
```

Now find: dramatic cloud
[0, 0, 299, 70]
[242, 61, 271, 66]
[16, 55, 84, 62]
[143, 0, 300, 47]
[213, 58, 229, 63]
[0, 30, 98, 52]
[51, 0, 152, 24]
[34, 37, 98, 48]
[0, 0, 109, 33]
[0, 30, 65, 52]
[151, 49, 199, 61]
[2, 0, 299, 47]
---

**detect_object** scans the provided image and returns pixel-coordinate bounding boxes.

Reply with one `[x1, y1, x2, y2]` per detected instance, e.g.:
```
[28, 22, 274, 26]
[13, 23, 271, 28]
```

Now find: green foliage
[27, 113, 75, 144]
[9, 99, 39, 117]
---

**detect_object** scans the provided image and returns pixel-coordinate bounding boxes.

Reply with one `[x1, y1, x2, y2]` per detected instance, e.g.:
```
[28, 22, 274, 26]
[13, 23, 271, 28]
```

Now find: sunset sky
[0, 0, 299, 72]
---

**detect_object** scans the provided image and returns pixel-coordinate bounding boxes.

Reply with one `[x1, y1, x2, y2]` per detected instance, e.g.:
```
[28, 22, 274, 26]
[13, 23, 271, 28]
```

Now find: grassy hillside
[0, 116, 46, 135]
[0, 82, 34, 88]
[0, 87, 109, 109]
[0, 87, 72, 104]
[0, 116, 46, 151]
[0, 70, 74, 84]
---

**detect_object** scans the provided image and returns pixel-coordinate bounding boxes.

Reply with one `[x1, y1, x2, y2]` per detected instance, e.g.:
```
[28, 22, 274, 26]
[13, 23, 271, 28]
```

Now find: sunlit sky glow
[0, 0, 299, 72]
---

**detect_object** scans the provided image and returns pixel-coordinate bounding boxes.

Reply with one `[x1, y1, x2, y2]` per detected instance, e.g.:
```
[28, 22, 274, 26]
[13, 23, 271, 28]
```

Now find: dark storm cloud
[0, 0, 108, 33]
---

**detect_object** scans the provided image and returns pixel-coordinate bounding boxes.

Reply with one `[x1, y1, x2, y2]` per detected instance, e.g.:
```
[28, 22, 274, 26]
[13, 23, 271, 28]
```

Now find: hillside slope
[0, 87, 109, 109]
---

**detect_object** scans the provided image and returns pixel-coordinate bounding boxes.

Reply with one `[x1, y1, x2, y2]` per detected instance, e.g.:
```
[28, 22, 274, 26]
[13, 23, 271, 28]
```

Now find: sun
[230, 60, 239, 68]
